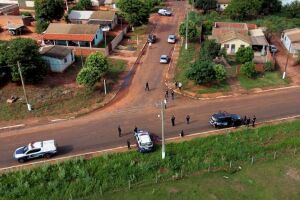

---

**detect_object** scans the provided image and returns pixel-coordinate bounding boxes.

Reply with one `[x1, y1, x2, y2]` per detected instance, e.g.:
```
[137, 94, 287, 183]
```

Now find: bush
[240, 62, 256, 78]
[200, 40, 221, 61]
[179, 20, 200, 41]
[236, 47, 254, 64]
[213, 64, 227, 82]
[264, 61, 273, 72]
[297, 55, 300, 63]
[36, 19, 49, 33]
[186, 60, 216, 84]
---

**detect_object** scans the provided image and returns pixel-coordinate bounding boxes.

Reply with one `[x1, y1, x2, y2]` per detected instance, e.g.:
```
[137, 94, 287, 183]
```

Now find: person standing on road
[252, 115, 256, 127]
[165, 90, 169, 99]
[127, 140, 131, 149]
[175, 81, 178, 88]
[145, 82, 150, 91]
[186, 115, 190, 124]
[178, 82, 182, 90]
[164, 98, 167, 109]
[134, 126, 138, 133]
[171, 90, 174, 100]
[243, 116, 247, 125]
[247, 118, 251, 128]
[171, 115, 176, 126]
[118, 125, 122, 137]
[180, 130, 184, 137]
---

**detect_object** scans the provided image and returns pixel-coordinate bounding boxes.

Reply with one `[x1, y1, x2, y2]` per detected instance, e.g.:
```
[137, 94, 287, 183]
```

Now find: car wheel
[44, 153, 52, 159]
[18, 158, 25, 163]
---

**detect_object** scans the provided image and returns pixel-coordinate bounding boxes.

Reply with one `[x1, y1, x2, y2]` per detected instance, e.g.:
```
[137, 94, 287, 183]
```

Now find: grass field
[1, 120, 300, 200]
[96, 155, 300, 200]
[0, 59, 126, 121]
[238, 72, 289, 90]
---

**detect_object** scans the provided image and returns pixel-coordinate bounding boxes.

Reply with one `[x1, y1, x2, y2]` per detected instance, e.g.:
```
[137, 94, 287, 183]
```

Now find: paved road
[1, 1, 300, 168]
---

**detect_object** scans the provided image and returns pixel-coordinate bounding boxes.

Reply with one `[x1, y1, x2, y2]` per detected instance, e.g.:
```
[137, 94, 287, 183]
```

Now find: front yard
[0, 58, 126, 121]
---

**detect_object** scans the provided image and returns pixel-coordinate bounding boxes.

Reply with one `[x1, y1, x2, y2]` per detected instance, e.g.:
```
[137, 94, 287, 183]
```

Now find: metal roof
[40, 46, 72, 59]
[68, 10, 93, 20]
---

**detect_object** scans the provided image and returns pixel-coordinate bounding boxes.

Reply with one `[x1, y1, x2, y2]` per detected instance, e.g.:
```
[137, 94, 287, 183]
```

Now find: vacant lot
[0, 58, 126, 121]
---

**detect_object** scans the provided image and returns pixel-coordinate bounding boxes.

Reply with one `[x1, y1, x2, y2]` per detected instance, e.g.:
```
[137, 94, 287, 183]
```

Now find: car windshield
[23, 146, 28, 153]
[169, 35, 175, 39]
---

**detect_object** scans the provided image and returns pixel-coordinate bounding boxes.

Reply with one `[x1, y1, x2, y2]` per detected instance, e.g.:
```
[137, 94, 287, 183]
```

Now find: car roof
[161, 55, 168, 58]
[169, 34, 175, 37]
[136, 130, 152, 143]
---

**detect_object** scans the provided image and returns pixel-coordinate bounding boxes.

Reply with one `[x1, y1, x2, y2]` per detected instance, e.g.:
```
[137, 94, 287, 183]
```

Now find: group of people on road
[243, 115, 256, 127]
[170, 114, 191, 138]
[118, 125, 140, 149]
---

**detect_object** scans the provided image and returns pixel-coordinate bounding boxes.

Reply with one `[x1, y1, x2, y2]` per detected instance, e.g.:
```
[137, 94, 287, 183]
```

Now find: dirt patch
[286, 168, 300, 182]
[168, 187, 180, 194]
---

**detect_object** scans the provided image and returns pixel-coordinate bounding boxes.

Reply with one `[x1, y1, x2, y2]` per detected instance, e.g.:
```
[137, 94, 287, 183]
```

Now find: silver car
[168, 34, 176, 43]
[160, 55, 170, 64]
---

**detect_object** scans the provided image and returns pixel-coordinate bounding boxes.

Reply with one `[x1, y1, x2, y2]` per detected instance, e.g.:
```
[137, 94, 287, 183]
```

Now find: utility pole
[160, 100, 165, 159]
[17, 61, 31, 111]
[283, 43, 292, 79]
[185, 10, 188, 50]
[103, 79, 107, 95]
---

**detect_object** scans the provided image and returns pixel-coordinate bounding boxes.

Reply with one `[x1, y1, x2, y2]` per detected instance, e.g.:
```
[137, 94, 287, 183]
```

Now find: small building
[43, 23, 103, 48]
[40, 46, 75, 72]
[216, 0, 231, 11]
[210, 22, 268, 55]
[0, 3, 19, 15]
[69, 10, 118, 30]
[0, 15, 31, 35]
[281, 28, 300, 56]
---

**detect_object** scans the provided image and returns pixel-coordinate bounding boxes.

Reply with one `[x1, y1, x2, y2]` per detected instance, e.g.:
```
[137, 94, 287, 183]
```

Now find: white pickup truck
[14, 140, 58, 163]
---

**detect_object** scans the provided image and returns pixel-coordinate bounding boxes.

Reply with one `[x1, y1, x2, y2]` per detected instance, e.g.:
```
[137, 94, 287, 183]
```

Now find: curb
[2, 114, 300, 173]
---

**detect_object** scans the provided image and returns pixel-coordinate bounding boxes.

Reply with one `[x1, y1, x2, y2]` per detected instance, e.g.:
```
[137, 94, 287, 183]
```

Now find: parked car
[209, 112, 242, 128]
[14, 140, 58, 163]
[269, 45, 278, 53]
[134, 130, 155, 153]
[160, 55, 170, 64]
[148, 34, 156, 43]
[158, 8, 172, 16]
[167, 34, 176, 43]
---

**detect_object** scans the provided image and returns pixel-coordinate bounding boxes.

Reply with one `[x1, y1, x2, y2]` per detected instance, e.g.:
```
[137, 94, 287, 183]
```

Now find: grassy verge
[197, 81, 231, 94]
[238, 72, 288, 90]
[2, 120, 300, 199]
[0, 59, 126, 121]
[98, 155, 300, 200]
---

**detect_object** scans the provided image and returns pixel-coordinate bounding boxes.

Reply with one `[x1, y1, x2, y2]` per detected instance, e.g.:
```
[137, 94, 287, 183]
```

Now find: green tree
[77, 52, 109, 89]
[36, 19, 49, 34]
[6, 38, 47, 82]
[264, 61, 274, 72]
[179, 20, 200, 41]
[34, 0, 64, 22]
[186, 60, 216, 84]
[236, 47, 254, 64]
[213, 64, 227, 82]
[282, 1, 300, 18]
[225, 0, 262, 20]
[76, 0, 92, 10]
[117, 0, 150, 26]
[260, 0, 281, 15]
[200, 40, 221, 61]
[193, 0, 217, 13]
[240, 62, 256, 78]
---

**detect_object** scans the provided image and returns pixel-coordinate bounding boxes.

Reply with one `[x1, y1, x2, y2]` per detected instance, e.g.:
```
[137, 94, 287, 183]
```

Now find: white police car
[158, 8, 172, 16]
[14, 140, 58, 163]
[134, 130, 155, 153]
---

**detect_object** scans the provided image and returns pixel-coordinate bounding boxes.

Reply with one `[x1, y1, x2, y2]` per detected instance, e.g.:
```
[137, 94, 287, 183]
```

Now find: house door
[231, 44, 235, 54]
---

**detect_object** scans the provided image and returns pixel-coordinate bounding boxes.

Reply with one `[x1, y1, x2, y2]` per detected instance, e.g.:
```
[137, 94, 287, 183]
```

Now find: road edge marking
[0, 124, 25, 130]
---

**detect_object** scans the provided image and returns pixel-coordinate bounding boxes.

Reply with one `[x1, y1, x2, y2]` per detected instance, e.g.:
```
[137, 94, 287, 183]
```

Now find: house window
[224, 44, 229, 49]
[95, 34, 97, 39]
[240, 45, 245, 48]
[64, 58, 67, 63]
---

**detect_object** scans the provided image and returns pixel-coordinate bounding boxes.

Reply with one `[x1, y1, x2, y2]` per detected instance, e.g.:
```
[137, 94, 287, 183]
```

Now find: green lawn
[98, 156, 300, 200]
[2, 120, 300, 199]
[238, 72, 289, 90]
[197, 81, 231, 94]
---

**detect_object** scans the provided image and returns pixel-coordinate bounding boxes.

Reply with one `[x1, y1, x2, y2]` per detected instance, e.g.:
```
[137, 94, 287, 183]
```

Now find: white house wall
[42, 53, 75, 73]
[221, 39, 250, 54]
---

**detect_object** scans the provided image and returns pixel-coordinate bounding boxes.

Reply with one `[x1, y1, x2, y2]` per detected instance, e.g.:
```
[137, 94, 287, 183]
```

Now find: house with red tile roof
[210, 22, 268, 55]
[42, 23, 103, 48]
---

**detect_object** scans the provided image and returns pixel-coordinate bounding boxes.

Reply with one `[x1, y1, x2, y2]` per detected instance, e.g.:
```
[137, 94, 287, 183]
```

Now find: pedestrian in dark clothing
[247, 118, 251, 127]
[134, 126, 138, 133]
[186, 115, 190, 124]
[243, 116, 247, 125]
[252, 115, 256, 127]
[171, 90, 174, 100]
[171, 115, 176, 126]
[127, 140, 131, 149]
[118, 125, 122, 137]
[145, 82, 150, 91]
[165, 90, 169, 99]
[180, 130, 184, 137]
[175, 81, 178, 88]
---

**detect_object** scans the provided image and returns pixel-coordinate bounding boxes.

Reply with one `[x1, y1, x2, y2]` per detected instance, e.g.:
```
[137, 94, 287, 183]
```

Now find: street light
[156, 100, 166, 159]
[185, 9, 189, 50]
[17, 61, 31, 111]
[283, 43, 292, 79]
